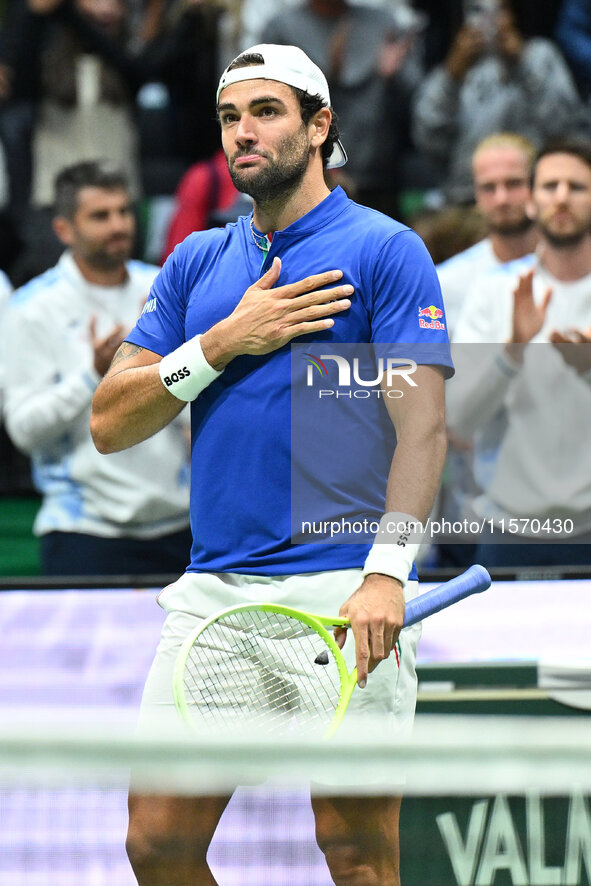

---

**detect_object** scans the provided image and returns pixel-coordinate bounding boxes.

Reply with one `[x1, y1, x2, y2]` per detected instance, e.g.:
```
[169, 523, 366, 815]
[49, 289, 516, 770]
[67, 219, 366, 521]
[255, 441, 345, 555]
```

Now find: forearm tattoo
[109, 342, 145, 370]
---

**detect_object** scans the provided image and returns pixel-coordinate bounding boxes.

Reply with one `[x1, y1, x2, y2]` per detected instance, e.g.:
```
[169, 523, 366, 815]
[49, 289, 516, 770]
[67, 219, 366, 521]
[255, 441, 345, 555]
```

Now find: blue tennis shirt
[127, 187, 452, 576]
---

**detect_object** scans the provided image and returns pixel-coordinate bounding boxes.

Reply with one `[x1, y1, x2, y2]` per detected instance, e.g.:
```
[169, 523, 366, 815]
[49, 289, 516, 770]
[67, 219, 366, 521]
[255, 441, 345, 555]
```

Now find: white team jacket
[2, 251, 190, 539]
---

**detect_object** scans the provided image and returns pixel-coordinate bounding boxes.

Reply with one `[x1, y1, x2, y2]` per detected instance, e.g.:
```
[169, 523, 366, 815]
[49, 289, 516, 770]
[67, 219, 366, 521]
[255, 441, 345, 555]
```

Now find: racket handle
[404, 564, 491, 628]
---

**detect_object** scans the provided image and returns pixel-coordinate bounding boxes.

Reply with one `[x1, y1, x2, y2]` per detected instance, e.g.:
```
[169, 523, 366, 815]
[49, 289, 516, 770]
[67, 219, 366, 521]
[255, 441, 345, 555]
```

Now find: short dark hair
[533, 136, 591, 185]
[223, 52, 341, 169]
[54, 160, 130, 219]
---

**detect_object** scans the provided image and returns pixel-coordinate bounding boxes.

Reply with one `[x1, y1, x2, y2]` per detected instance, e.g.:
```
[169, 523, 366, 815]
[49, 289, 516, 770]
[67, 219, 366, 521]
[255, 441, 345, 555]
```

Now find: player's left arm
[380, 363, 447, 527]
[338, 364, 447, 686]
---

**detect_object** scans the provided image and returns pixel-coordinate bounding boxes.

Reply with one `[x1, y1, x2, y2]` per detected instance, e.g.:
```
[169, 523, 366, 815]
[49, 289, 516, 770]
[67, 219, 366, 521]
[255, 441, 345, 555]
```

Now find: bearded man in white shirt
[449, 137, 591, 567]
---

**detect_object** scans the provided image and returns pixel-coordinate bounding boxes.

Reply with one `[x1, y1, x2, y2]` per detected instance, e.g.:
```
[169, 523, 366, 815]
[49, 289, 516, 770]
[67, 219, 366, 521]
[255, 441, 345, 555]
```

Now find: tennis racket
[173, 563, 491, 737]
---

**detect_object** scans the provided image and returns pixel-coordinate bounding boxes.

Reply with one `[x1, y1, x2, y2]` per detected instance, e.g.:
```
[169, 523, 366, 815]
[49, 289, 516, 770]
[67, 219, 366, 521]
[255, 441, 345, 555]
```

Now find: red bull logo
[418, 305, 445, 329]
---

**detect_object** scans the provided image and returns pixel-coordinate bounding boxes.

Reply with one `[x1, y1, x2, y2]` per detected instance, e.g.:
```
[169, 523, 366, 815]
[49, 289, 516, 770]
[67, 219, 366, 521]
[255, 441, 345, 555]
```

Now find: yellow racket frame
[173, 602, 357, 738]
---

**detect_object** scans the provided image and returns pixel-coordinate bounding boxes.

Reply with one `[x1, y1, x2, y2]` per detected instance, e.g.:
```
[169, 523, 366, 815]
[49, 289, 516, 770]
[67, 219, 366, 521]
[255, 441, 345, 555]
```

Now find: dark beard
[539, 226, 588, 249]
[488, 216, 534, 237]
[228, 128, 310, 204]
[87, 246, 131, 270]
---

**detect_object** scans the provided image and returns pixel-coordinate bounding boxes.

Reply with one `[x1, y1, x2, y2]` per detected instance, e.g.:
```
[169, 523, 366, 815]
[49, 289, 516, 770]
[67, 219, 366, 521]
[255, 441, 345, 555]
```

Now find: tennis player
[91, 44, 452, 886]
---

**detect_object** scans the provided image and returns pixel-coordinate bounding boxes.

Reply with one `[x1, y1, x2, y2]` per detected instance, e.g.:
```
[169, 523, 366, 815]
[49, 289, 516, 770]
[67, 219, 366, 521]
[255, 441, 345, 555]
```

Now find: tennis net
[1, 709, 590, 886]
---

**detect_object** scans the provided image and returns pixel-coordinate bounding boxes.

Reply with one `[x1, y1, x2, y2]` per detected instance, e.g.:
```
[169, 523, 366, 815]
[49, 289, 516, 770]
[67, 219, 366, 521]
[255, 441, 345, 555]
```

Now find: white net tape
[1, 711, 590, 796]
[2, 587, 590, 884]
[1, 711, 590, 886]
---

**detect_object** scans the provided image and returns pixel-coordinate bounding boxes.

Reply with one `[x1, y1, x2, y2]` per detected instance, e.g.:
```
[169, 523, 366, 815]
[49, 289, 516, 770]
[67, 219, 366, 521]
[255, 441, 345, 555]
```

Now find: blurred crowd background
[1, 0, 589, 576]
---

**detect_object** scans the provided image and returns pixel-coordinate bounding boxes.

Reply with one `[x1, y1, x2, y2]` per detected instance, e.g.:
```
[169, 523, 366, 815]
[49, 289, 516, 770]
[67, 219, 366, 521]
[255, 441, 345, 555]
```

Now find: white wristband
[159, 335, 223, 402]
[362, 512, 423, 587]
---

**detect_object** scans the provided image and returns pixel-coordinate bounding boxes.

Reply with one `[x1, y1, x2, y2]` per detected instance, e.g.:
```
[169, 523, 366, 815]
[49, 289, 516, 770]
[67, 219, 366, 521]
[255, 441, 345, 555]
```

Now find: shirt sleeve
[368, 228, 454, 375]
[126, 244, 189, 357]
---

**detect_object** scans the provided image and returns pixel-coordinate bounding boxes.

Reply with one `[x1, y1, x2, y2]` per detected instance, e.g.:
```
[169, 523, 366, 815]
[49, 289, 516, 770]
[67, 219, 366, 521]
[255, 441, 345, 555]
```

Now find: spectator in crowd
[132, 0, 222, 170]
[412, 0, 583, 204]
[7, 0, 143, 207]
[1, 161, 191, 576]
[414, 0, 564, 69]
[261, 0, 427, 217]
[437, 132, 538, 333]
[0, 0, 144, 284]
[233, 0, 423, 55]
[0, 0, 222, 283]
[433, 131, 538, 568]
[448, 137, 591, 566]
[555, 0, 591, 102]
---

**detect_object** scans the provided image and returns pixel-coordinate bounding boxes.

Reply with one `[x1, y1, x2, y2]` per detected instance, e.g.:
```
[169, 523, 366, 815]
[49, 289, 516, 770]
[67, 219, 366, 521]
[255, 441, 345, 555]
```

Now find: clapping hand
[90, 317, 127, 377]
[506, 269, 552, 361]
[549, 327, 591, 375]
[446, 24, 488, 81]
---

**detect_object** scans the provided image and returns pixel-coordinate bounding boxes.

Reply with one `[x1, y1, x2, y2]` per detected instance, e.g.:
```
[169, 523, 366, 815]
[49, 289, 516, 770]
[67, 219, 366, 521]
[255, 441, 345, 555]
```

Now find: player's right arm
[91, 258, 353, 453]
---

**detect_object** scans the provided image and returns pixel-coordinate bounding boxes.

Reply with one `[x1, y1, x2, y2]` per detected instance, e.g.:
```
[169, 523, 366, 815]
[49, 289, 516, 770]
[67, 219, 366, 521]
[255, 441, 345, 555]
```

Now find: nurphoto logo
[304, 353, 418, 399]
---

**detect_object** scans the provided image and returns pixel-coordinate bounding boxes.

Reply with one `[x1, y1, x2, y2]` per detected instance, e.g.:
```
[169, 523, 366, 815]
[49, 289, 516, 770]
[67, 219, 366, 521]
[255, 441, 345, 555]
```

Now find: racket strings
[182, 611, 342, 734]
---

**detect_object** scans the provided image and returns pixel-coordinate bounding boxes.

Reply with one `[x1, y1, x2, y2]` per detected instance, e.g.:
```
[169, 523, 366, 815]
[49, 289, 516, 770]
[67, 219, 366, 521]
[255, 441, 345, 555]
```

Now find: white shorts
[138, 569, 422, 741]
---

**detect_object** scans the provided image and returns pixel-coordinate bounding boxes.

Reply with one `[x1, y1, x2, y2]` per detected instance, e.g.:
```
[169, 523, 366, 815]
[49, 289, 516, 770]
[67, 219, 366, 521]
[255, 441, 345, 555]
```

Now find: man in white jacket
[449, 137, 591, 566]
[1, 160, 191, 576]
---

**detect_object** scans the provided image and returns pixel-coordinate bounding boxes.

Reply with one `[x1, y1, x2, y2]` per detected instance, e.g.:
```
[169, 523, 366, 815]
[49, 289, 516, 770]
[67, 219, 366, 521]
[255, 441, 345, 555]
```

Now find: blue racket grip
[403, 564, 491, 628]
